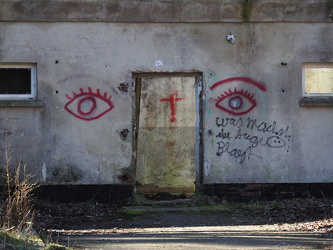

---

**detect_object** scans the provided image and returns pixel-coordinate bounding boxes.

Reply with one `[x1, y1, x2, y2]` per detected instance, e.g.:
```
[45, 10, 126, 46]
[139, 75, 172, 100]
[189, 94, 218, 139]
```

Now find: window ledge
[300, 97, 333, 107]
[0, 100, 43, 107]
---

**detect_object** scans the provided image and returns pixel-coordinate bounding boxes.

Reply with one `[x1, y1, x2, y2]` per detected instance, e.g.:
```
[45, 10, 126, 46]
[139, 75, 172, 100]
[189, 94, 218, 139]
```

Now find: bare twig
[0, 134, 38, 233]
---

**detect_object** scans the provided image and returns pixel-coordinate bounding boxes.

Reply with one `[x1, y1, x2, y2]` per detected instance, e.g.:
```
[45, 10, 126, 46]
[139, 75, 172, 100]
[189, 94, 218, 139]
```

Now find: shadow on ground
[34, 198, 333, 249]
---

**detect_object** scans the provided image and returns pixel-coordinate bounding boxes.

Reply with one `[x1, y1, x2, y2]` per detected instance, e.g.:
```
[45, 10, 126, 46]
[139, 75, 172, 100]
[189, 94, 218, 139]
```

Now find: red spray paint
[65, 87, 114, 121]
[160, 92, 186, 123]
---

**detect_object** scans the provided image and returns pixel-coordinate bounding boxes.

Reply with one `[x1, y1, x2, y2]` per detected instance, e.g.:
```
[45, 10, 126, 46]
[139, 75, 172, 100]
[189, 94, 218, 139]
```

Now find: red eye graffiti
[65, 87, 114, 121]
[211, 77, 266, 116]
[215, 88, 256, 116]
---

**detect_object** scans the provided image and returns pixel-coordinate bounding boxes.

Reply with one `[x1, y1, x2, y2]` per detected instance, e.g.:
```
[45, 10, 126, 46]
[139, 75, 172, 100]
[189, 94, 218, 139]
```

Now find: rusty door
[136, 76, 199, 195]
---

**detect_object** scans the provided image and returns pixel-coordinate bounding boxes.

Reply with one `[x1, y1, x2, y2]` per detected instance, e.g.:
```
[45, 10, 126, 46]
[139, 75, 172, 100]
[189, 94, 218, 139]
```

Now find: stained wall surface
[0, 0, 332, 186]
[136, 77, 196, 192]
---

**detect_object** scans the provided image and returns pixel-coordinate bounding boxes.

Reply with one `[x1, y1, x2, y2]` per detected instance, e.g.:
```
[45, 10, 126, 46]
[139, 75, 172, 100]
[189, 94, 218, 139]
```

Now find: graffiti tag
[65, 87, 114, 121]
[211, 77, 266, 116]
[160, 92, 186, 123]
[215, 116, 291, 163]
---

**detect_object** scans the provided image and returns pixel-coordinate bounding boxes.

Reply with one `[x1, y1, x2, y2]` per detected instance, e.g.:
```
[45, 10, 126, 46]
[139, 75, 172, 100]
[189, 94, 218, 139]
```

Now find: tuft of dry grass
[0, 138, 38, 234]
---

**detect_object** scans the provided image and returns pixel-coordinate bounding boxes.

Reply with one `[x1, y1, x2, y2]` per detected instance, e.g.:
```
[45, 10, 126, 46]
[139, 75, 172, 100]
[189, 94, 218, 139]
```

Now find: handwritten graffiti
[160, 92, 186, 123]
[215, 117, 291, 163]
[65, 87, 114, 121]
[211, 77, 266, 116]
[216, 141, 260, 164]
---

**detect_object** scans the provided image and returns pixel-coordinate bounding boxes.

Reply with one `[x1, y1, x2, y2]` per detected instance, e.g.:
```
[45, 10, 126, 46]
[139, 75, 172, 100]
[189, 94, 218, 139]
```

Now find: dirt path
[56, 226, 331, 250]
[34, 198, 333, 249]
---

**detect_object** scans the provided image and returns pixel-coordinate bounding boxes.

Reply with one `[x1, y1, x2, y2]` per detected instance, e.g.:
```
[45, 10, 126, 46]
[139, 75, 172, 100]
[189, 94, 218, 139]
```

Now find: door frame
[132, 72, 204, 194]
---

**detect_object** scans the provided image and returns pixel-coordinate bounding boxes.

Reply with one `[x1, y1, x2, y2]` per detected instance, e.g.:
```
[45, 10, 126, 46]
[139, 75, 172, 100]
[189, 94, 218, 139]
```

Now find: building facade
[0, 0, 332, 200]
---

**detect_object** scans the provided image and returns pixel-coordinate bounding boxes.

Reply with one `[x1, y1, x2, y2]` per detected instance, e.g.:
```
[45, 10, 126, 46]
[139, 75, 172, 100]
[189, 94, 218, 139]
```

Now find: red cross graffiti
[160, 92, 187, 123]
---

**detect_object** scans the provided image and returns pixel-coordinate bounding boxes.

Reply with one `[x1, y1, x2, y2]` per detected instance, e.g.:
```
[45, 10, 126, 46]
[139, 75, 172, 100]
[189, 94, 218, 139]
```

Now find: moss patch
[241, 2, 253, 22]
[0, 231, 40, 249]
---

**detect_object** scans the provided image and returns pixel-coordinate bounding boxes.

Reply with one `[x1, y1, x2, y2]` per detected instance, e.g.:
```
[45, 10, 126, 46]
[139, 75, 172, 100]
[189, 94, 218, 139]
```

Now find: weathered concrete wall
[0, 0, 332, 23]
[0, 23, 136, 184]
[0, 0, 332, 186]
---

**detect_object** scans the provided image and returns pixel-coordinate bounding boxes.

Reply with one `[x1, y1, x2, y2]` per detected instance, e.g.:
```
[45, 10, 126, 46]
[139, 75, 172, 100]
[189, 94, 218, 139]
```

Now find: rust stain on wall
[166, 141, 176, 147]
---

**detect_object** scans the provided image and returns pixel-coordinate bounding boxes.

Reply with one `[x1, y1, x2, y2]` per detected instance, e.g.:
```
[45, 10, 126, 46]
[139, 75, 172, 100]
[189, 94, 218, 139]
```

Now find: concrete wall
[0, 0, 332, 187]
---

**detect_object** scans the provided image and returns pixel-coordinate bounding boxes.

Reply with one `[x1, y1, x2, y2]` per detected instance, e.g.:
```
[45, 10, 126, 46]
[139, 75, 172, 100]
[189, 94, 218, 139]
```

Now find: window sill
[0, 100, 43, 108]
[300, 97, 333, 107]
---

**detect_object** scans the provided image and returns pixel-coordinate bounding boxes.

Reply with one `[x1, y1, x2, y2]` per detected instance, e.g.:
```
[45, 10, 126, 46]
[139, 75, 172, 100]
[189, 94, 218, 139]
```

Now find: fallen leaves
[33, 197, 333, 238]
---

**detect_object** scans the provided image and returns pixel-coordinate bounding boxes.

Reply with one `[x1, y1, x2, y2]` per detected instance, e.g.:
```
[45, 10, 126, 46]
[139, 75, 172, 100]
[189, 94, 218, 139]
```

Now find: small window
[302, 63, 333, 97]
[0, 63, 37, 100]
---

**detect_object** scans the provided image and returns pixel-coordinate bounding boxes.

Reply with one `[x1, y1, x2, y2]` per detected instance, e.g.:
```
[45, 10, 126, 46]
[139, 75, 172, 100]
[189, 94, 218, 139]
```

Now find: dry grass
[0, 138, 38, 234]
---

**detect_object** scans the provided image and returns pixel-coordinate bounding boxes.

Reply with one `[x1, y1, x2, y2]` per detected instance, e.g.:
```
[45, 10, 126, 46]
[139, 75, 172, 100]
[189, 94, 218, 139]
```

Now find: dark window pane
[0, 68, 31, 94]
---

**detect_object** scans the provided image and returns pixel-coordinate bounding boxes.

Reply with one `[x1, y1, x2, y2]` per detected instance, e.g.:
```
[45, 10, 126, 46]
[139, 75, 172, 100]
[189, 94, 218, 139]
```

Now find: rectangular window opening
[0, 63, 37, 100]
[303, 63, 333, 97]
